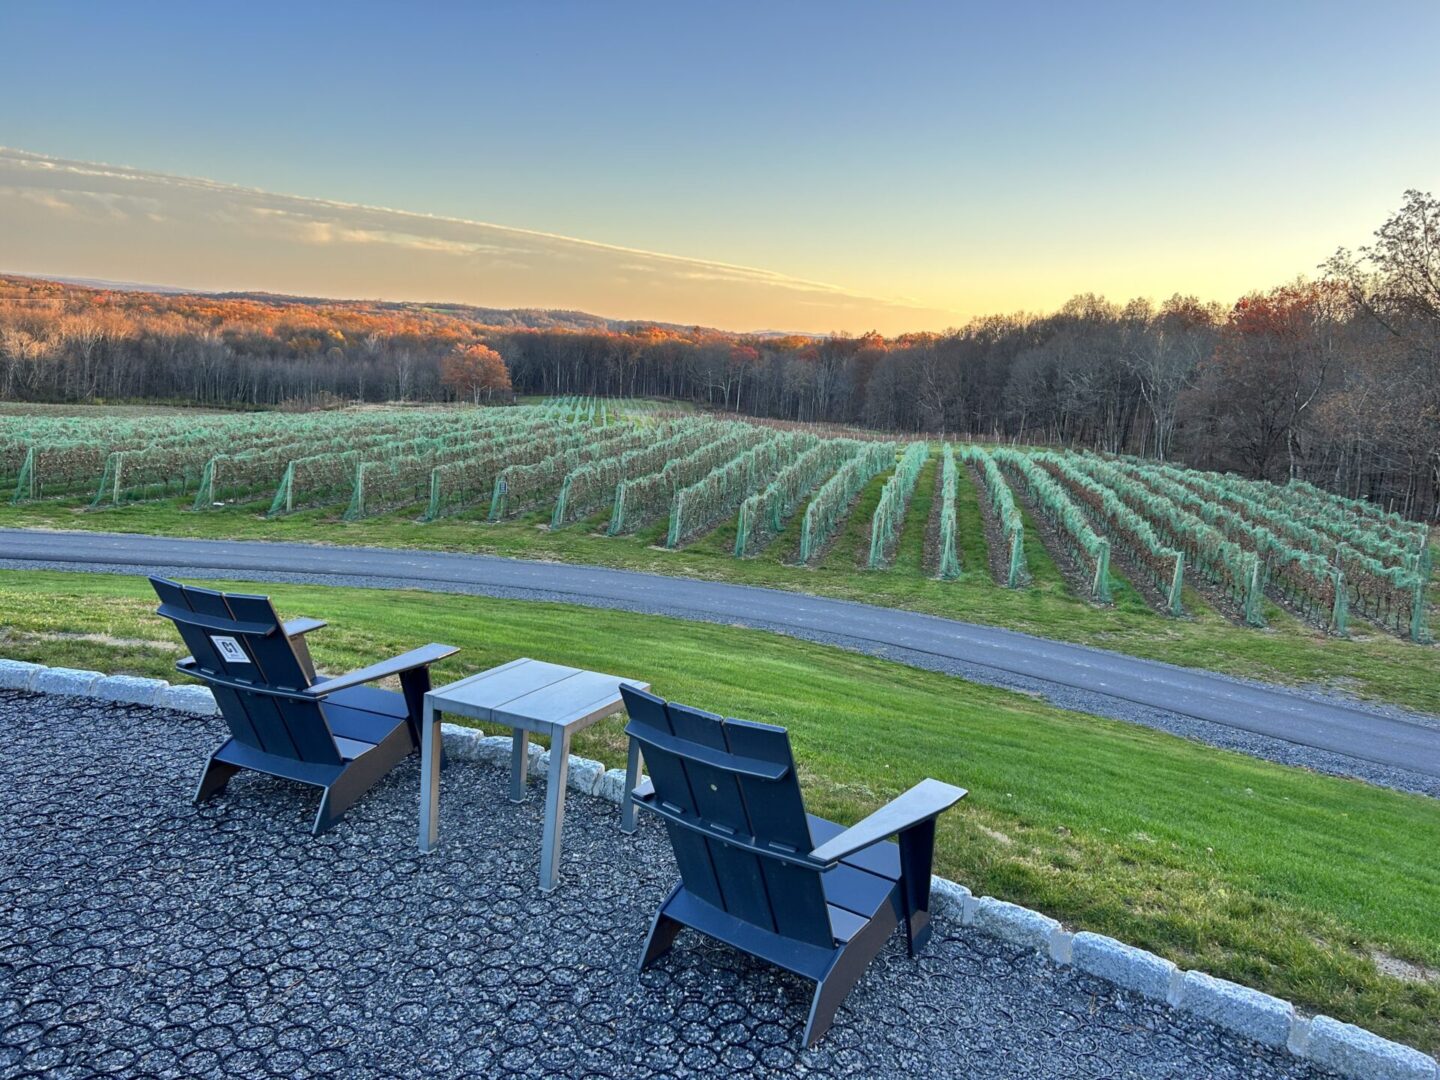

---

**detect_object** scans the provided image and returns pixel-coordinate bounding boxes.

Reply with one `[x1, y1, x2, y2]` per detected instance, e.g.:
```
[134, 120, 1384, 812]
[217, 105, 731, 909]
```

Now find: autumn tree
[441, 343, 511, 404]
[1120, 295, 1219, 460]
[1323, 189, 1440, 514]
[1186, 282, 1341, 479]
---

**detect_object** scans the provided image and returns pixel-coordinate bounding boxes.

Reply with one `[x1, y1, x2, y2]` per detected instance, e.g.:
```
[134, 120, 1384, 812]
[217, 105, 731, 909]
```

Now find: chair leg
[638, 911, 683, 972]
[399, 665, 432, 749]
[193, 756, 239, 803]
[313, 725, 412, 836]
[801, 901, 900, 1047]
[313, 794, 338, 836]
[897, 818, 938, 956]
[637, 884, 686, 971]
[802, 955, 870, 1048]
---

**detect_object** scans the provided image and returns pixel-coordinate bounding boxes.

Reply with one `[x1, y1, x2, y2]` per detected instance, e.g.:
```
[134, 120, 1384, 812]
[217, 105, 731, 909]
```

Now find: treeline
[1, 192, 1436, 519]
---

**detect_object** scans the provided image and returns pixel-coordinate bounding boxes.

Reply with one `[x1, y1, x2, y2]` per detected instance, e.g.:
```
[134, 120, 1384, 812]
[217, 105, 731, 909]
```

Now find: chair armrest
[809, 778, 966, 864]
[301, 643, 459, 697]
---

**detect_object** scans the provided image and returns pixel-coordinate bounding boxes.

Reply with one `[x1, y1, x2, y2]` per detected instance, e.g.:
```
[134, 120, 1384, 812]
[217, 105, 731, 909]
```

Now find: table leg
[509, 728, 529, 803]
[540, 729, 571, 893]
[418, 700, 440, 853]
[620, 737, 642, 834]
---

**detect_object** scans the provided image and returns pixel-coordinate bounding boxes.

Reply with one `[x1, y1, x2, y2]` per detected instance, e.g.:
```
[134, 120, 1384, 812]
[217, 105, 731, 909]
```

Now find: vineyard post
[90, 453, 117, 509]
[1330, 569, 1349, 636]
[343, 462, 367, 521]
[734, 501, 752, 556]
[1093, 539, 1112, 603]
[800, 504, 816, 563]
[425, 469, 441, 521]
[193, 458, 216, 509]
[867, 501, 886, 568]
[1007, 530, 1025, 588]
[665, 491, 685, 548]
[607, 483, 627, 535]
[1168, 554, 1184, 615]
[487, 474, 508, 521]
[12, 447, 34, 503]
[1243, 555, 1266, 627]
[551, 474, 572, 529]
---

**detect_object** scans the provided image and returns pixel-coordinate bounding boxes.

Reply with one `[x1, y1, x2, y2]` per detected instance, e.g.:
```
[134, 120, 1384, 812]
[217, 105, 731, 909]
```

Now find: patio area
[0, 690, 1329, 1079]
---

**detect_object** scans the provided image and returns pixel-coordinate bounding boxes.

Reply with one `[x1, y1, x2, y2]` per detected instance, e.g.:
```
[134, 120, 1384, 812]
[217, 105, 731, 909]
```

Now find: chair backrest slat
[724, 718, 832, 945]
[622, 688, 726, 909]
[151, 577, 342, 767]
[623, 686, 833, 948]
[666, 702, 775, 930]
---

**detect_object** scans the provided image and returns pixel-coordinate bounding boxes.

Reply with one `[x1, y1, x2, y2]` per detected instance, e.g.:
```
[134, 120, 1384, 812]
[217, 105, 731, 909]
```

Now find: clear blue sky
[2, 1, 1437, 331]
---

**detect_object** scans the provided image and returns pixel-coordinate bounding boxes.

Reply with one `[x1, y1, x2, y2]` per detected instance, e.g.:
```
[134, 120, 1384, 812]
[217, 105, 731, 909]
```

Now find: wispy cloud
[0, 147, 957, 332]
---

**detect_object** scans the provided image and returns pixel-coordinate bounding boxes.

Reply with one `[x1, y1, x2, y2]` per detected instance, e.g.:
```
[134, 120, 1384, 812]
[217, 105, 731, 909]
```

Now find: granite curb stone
[595, 766, 631, 804]
[0, 658, 42, 690]
[1177, 970, 1294, 1048]
[31, 666, 104, 697]
[92, 674, 170, 706]
[159, 683, 219, 715]
[1304, 1016, 1439, 1080]
[929, 876, 972, 920]
[972, 895, 1061, 951]
[439, 722, 484, 760]
[1070, 931, 1178, 1002]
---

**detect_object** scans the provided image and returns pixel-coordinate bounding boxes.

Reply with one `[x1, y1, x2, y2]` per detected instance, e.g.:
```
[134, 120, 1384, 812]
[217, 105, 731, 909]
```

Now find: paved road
[3, 527, 1438, 785]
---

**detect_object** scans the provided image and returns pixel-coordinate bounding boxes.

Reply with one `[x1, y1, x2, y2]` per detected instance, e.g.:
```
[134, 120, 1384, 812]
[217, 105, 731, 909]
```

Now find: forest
[1, 191, 1436, 520]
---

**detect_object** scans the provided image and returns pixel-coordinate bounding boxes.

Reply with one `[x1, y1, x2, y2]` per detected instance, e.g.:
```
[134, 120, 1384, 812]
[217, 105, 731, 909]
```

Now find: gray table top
[427, 657, 649, 735]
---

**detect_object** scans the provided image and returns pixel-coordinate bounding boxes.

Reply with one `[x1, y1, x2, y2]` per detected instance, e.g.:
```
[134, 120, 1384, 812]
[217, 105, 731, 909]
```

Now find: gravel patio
[0, 690, 1333, 1079]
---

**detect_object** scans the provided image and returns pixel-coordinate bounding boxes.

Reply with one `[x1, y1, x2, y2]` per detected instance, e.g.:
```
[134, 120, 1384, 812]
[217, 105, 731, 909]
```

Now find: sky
[2, 0, 1437, 334]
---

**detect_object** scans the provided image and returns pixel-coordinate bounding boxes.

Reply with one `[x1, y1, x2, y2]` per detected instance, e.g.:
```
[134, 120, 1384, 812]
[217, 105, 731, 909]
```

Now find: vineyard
[1, 403, 1433, 643]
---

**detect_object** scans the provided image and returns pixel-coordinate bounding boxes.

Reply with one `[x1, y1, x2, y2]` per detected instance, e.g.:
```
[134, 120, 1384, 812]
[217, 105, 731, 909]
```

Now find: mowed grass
[2, 569, 1439, 1051]
[0, 447, 1436, 715]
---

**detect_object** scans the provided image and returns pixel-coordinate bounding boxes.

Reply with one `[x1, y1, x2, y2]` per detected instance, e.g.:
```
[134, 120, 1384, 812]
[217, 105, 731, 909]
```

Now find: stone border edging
[1, 656, 1434, 1080]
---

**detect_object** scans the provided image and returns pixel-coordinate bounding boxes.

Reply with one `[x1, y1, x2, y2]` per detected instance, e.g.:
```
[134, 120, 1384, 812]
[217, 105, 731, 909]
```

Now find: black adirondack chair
[151, 576, 458, 835]
[620, 686, 966, 1047]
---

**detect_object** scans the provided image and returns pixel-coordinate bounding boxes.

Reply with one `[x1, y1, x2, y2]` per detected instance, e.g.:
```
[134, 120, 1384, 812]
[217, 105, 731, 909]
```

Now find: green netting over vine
[1070, 454, 1265, 625]
[867, 442, 928, 568]
[798, 442, 896, 563]
[1033, 452, 1184, 615]
[666, 433, 813, 548]
[488, 423, 649, 520]
[936, 445, 961, 580]
[993, 448, 1111, 603]
[550, 421, 711, 529]
[733, 438, 867, 556]
[606, 425, 769, 535]
[958, 446, 1027, 587]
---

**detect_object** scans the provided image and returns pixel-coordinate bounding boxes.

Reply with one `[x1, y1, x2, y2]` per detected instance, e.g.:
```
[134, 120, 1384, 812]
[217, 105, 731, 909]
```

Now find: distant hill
[5, 271, 815, 338]
[27, 273, 197, 295]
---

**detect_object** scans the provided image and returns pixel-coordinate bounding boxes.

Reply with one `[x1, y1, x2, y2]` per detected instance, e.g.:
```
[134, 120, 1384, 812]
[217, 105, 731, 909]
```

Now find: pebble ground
[0, 691, 1333, 1078]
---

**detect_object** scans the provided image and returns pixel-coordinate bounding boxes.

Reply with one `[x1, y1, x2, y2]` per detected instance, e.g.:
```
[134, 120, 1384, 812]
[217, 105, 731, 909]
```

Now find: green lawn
[2, 568, 1439, 1052]
[0, 454, 1435, 717]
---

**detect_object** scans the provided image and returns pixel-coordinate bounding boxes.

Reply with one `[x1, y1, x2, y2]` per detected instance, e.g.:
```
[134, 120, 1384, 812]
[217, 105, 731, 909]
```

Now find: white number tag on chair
[210, 635, 250, 663]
